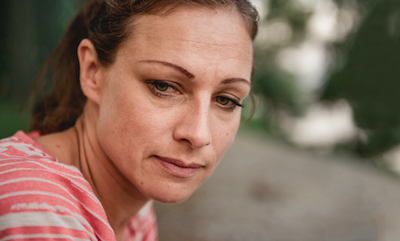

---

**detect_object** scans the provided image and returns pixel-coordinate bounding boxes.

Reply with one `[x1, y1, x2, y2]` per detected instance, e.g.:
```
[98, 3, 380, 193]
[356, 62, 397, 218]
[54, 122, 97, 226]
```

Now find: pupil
[156, 83, 168, 91]
[218, 97, 228, 105]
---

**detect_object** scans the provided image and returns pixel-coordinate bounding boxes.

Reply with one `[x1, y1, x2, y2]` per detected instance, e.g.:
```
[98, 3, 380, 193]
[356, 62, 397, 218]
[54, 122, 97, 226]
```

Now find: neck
[35, 103, 149, 239]
[75, 115, 149, 236]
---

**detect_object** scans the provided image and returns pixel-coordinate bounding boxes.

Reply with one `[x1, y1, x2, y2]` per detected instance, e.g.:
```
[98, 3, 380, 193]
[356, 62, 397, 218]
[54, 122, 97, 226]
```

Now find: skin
[35, 5, 253, 241]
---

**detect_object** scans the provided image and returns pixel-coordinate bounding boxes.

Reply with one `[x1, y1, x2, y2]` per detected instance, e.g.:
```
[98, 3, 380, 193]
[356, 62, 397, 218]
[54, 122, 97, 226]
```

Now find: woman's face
[96, 6, 253, 203]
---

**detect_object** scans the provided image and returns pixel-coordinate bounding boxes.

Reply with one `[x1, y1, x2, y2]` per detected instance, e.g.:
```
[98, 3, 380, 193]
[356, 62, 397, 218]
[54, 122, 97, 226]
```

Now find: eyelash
[215, 96, 243, 111]
[146, 80, 178, 97]
[146, 80, 243, 111]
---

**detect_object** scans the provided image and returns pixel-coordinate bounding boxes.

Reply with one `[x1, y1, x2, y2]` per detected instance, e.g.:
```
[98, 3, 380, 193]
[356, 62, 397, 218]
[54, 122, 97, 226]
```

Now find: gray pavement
[155, 131, 400, 241]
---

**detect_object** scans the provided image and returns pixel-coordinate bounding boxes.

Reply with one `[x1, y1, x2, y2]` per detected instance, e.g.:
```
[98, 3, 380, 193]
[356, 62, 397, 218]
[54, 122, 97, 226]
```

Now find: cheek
[211, 113, 241, 162]
[218, 111, 241, 140]
[96, 85, 173, 161]
[97, 92, 130, 139]
[96, 83, 146, 158]
[98, 77, 148, 130]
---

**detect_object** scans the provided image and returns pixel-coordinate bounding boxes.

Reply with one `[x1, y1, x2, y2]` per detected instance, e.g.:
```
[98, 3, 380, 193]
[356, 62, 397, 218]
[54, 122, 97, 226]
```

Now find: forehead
[119, 6, 253, 68]
[135, 6, 248, 37]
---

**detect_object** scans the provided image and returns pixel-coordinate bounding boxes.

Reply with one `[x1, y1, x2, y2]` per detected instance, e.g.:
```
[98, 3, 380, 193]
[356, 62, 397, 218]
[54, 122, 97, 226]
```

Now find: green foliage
[0, 0, 83, 100]
[321, 0, 400, 157]
[0, 99, 29, 138]
[251, 0, 312, 137]
[268, 0, 313, 44]
[253, 69, 302, 116]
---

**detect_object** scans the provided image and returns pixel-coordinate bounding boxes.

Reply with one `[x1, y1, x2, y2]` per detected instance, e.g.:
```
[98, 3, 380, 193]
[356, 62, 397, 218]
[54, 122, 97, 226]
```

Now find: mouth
[155, 156, 203, 178]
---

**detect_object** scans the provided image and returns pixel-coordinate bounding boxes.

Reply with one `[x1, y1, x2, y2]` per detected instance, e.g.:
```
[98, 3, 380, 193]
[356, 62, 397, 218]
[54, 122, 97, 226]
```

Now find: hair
[30, 0, 259, 134]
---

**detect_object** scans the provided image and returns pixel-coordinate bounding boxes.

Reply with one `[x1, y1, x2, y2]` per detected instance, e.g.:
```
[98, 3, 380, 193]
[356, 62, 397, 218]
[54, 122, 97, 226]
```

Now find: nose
[173, 99, 212, 149]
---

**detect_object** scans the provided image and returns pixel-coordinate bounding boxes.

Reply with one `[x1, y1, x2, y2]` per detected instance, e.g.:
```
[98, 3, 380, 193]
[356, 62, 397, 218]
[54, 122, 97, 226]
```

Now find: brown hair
[30, 0, 259, 134]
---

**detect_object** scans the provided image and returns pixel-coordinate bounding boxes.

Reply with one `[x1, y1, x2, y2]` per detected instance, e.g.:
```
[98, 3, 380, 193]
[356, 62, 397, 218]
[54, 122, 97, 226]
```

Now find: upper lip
[155, 156, 204, 168]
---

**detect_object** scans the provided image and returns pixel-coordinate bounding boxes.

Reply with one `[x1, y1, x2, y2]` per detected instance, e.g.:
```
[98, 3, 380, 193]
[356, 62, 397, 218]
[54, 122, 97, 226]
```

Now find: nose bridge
[174, 95, 212, 148]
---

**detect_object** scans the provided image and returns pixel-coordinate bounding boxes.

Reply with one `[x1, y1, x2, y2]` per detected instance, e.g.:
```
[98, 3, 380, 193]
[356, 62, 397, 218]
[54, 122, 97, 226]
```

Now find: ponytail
[30, 1, 104, 134]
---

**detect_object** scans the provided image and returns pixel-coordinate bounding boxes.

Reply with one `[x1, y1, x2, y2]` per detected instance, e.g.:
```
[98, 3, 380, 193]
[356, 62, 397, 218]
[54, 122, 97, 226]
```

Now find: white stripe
[0, 212, 97, 240]
[0, 191, 81, 210]
[0, 167, 87, 190]
[1, 234, 90, 241]
[0, 168, 102, 210]
[0, 190, 113, 239]
[0, 206, 99, 240]
[0, 156, 113, 240]
[0, 211, 86, 232]
[1, 162, 102, 203]
[0, 165, 93, 195]
[0, 160, 84, 180]
[0, 178, 99, 233]
[0, 176, 99, 205]
[0, 142, 51, 158]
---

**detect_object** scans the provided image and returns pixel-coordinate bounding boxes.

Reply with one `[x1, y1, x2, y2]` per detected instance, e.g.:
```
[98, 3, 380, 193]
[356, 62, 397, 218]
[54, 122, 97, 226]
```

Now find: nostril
[176, 133, 211, 149]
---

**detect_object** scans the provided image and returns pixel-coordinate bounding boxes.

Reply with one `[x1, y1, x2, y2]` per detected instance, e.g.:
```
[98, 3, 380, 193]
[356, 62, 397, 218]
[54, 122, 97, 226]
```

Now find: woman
[0, 0, 258, 240]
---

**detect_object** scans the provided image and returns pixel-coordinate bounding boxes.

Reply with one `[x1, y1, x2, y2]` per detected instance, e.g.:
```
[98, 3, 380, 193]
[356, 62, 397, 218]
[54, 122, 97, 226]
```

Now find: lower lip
[156, 157, 200, 178]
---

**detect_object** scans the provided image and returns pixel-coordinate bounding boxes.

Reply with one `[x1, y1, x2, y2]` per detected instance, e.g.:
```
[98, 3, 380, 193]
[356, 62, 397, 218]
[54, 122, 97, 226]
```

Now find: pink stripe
[1, 225, 89, 237]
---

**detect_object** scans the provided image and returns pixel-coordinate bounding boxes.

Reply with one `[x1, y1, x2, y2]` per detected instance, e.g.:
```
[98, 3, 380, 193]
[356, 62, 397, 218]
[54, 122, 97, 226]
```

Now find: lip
[155, 156, 203, 178]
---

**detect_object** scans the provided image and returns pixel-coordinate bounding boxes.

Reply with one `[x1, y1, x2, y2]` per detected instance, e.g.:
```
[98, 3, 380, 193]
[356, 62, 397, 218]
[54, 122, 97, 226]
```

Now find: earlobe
[77, 39, 102, 104]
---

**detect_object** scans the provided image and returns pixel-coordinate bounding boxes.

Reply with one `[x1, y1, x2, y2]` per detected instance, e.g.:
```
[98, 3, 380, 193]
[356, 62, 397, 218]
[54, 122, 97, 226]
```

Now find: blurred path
[155, 131, 400, 241]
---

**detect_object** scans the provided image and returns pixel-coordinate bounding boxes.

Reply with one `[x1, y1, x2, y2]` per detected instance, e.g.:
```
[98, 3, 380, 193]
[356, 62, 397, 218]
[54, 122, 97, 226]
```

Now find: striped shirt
[0, 131, 157, 241]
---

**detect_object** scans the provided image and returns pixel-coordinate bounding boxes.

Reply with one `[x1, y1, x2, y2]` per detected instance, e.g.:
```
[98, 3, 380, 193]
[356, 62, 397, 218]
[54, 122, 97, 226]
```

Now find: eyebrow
[139, 60, 195, 79]
[222, 78, 251, 86]
[139, 60, 250, 85]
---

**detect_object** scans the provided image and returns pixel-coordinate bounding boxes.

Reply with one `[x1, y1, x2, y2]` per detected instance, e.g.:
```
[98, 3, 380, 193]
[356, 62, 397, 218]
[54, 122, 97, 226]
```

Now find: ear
[77, 39, 102, 104]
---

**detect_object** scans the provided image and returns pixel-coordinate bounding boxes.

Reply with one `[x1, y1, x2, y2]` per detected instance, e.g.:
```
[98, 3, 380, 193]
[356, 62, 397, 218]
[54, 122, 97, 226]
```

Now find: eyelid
[146, 80, 244, 111]
[147, 79, 181, 88]
[146, 80, 181, 97]
[214, 95, 243, 111]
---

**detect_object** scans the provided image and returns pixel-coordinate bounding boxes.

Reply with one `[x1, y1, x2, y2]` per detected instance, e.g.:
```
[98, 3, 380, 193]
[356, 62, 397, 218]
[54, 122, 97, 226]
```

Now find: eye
[216, 96, 230, 105]
[215, 96, 243, 111]
[146, 80, 179, 97]
[154, 82, 169, 91]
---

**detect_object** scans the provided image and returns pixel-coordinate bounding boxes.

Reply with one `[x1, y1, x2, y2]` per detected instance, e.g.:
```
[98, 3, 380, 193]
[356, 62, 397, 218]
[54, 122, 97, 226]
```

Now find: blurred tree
[250, 0, 313, 136]
[251, 0, 380, 144]
[0, 0, 83, 101]
[321, 0, 400, 157]
[0, 0, 83, 137]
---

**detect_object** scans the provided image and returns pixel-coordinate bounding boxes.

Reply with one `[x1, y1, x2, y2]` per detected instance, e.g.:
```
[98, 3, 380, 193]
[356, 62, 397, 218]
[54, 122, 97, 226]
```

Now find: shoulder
[0, 131, 90, 199]
[0, 133, 89, 193]
[0, 132, 116, 240]
[0, 131, 55, 161]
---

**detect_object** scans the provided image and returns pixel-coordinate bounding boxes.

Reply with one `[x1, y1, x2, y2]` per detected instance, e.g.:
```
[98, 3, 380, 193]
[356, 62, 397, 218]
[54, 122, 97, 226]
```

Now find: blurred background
[3, 0, 400, 240]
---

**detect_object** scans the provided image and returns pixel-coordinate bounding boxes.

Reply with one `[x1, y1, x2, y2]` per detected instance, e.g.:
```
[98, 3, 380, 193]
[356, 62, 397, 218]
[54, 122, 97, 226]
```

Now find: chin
[152, 195, 190, 204]
[141, 183, 198, 204]
[150, 190, 195, 204]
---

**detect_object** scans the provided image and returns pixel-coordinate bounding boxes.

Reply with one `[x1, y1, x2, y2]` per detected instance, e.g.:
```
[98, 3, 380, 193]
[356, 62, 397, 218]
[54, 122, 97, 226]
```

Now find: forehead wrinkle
[174, 37, 247, 48]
